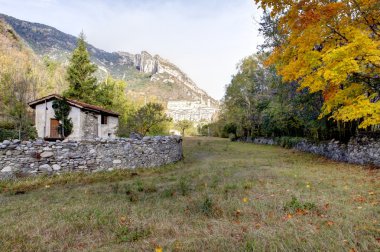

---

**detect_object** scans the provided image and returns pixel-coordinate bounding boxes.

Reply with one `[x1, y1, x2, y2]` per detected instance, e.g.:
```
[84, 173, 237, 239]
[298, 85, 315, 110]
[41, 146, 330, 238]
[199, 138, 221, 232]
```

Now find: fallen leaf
[241, 226, 248, 233]
[119, 216, 127, 224]
[326, 221, 334, 226]
[155, 246, 163, 252]
[268, 211, 274, 218]
[353, 196, 366, 203]
[296, 209, 307, 215]
[283, 214, 293, 221]
[323, 203, 330, 210]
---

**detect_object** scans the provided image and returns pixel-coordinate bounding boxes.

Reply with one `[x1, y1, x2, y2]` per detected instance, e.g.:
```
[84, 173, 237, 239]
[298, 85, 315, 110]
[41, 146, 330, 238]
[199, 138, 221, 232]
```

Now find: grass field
[0, 137, 379, 251]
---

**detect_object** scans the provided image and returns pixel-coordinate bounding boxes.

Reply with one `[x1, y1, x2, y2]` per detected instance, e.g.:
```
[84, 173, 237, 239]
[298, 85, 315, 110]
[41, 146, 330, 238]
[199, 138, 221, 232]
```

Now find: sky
[0, 0, 263, 100]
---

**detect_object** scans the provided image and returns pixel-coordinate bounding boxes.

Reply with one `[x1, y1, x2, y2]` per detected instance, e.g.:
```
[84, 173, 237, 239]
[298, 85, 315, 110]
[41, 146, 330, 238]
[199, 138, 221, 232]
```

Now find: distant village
[166, 98, 219, 123]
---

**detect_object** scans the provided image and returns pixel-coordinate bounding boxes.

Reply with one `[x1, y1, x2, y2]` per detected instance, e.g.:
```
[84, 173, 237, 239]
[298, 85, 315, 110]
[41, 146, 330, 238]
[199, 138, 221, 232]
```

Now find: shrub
[228, 133, 236, 141]
[0, 128, 18, 141]
[224, 183, 238, 194]
[223, 123, 237, 136]
[178, 177, 191, 196]
[161, 187, 176, 198]
[0, 124, 37, 141]
[0, 121, 16, 130]
[278, 137, 305, 149]
[116, 226, 151, 243]
[134, 180, 144, 192]
[186, 196, 223, 218]
[201, 197, 214, 216]
[284, 196, 316, 213]
[26, 126, 38, 140]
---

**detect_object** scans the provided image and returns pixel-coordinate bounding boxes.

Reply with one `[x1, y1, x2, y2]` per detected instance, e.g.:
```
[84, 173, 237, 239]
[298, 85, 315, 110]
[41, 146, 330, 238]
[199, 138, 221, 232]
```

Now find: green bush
[284, 196, 316, 213]
[223, 123, 237, 136]
[0, 121, 16, 130]
[190, 196, 223, 218]
[26, 126, 37, 140]
[0, 128, 18, 141]
[278, 137, 305, 149]
[201, 197, 214, 216]
[116, 226, 151, 243]
[228, 133, 236, 141]
[0, 124, 37, 141]
[178, 177, 191, 196]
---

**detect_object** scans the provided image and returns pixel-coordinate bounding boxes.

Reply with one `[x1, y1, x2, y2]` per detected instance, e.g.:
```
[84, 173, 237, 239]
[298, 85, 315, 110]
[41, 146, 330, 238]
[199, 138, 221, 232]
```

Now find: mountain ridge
[0, 13, 218, 106]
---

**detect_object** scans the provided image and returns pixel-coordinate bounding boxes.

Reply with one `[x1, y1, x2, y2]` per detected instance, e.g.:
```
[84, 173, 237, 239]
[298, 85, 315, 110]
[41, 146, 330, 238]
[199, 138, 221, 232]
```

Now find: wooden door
[50, 119, 60, 138]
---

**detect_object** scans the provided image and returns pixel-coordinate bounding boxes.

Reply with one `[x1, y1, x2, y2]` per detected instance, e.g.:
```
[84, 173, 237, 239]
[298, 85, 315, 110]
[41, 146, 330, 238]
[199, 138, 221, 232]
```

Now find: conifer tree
[64, 32, 97, 102]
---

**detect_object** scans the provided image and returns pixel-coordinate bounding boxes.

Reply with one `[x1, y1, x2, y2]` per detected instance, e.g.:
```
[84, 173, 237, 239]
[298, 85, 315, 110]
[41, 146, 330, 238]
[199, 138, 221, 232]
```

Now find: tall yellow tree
[255, 0, 380, 128]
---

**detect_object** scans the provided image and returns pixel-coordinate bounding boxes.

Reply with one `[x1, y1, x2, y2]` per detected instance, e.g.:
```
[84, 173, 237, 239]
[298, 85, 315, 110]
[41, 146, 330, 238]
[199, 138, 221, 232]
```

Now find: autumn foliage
[255, 0, 380, 128]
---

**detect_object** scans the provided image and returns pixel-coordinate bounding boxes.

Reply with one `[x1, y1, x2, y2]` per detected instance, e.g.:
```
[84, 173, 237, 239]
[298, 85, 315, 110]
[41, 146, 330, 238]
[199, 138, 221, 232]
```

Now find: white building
[28, 94, 119, 140]
[167, 100, 219, 122]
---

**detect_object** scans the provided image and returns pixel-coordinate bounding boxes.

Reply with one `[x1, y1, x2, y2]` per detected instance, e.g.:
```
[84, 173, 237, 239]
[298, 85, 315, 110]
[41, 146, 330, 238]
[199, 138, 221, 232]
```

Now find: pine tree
[64, 32, 97, 102]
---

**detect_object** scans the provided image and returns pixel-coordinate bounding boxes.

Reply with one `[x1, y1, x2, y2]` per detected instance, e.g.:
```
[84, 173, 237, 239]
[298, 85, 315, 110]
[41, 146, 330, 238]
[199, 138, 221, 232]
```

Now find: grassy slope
[0, 138, 379, 251]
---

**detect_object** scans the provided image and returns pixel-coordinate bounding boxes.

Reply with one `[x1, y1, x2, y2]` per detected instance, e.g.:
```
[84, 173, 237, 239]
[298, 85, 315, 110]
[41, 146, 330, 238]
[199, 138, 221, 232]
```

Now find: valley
[0, 13, 219, 109]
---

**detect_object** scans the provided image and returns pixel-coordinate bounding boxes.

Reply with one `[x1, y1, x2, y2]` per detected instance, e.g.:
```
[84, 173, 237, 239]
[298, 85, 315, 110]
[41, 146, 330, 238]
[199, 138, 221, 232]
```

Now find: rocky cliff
[0, 13, 218, 106]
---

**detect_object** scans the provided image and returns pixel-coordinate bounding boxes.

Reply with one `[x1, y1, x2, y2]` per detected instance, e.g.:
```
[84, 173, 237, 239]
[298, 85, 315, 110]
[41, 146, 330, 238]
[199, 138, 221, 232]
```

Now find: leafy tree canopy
[175, 120, 193, 137]
[255, 0, 380, 128]
[125, 102, 171, 136]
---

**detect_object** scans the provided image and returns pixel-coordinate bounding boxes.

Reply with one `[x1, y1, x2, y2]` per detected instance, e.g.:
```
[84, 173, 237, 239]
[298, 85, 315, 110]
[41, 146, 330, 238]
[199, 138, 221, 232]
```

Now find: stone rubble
[0, 136, 183, 180]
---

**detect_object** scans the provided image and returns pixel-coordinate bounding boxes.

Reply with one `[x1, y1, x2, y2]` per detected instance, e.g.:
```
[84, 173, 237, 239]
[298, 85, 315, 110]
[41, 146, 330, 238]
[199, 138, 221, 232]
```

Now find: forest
[209, 0, 380, 143]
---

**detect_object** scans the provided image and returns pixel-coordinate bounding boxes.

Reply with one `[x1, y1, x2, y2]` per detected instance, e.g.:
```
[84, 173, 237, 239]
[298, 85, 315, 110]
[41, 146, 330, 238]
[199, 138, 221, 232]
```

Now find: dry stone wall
[294, 137, 380, 167]
[252, 136, 380, 167]
[0, 136, 183, 180]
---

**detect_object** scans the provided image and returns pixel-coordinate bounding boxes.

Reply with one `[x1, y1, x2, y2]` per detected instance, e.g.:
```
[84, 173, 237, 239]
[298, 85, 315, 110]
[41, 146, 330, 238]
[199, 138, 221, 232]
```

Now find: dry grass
[0, 137, 379, 251]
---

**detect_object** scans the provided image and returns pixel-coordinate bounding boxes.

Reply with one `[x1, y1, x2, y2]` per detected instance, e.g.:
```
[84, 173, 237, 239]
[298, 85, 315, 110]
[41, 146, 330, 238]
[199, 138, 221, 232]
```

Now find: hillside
[0, 18, 66, 122]
[0, 13, 218, 106]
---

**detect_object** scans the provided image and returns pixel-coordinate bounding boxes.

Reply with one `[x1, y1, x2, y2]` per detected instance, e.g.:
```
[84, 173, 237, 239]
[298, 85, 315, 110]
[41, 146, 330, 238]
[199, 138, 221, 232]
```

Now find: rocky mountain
[0, 13, 218, 106]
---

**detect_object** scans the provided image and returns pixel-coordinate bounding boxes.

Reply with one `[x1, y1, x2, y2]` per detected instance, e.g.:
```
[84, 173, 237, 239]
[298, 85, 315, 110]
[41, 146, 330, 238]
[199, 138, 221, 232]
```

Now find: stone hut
[28, 94, 119, 140]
